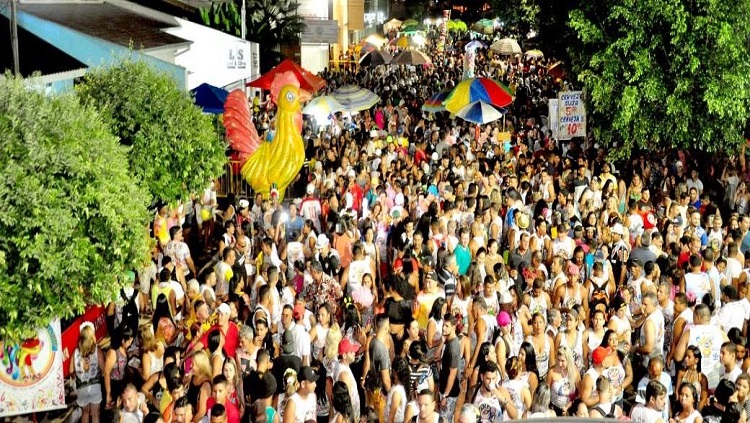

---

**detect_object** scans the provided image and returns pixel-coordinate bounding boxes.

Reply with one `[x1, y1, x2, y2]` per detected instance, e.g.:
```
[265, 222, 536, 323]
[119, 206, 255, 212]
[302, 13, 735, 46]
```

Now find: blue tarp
[191, 83, 229, 114]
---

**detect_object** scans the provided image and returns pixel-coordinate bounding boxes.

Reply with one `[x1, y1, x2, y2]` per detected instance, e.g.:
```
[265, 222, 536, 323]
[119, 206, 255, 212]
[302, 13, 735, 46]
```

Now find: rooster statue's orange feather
[223, 71, 310, 200]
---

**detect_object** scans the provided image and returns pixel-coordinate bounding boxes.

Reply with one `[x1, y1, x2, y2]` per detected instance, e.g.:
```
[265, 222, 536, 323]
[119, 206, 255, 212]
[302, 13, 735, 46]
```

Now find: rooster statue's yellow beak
[299, 89, 312, 103]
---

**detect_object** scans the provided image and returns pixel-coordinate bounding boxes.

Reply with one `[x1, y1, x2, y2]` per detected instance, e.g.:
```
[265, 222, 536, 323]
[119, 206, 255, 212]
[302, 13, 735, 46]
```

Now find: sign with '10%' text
[557, 91, 586, 140]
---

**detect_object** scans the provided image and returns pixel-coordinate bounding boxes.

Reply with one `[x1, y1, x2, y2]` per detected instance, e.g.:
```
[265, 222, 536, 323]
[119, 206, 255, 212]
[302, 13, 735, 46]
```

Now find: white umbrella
[490, 38, 522, 55]
[302, 95, 345, 116]
[455, 101, 505, 125]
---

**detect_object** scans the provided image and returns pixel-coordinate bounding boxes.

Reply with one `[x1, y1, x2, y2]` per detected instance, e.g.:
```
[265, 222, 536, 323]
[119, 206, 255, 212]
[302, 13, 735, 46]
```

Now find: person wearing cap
[609, 222, 631, 286]
[415, 260, 446, 330]
[272, 329, 302, 395]
[334, 338, 361, 422]
[580, 346, 609, 407]
[290, 303, 312, 366]
[299, 183, 322, 232]
[188, 302, 240, 362]
[553, 262, 587, 313]
[314, 234, 341, 280]
[282, 366, 318, 423]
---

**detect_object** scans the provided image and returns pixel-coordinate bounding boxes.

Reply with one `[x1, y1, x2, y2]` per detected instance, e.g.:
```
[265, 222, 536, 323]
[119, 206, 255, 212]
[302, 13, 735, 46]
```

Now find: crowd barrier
[218, 160, 253, 198]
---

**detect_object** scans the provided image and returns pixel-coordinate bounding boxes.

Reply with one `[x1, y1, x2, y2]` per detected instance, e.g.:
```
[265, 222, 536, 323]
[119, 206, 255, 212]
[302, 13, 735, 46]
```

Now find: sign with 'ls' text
[557, 91, 586, 140]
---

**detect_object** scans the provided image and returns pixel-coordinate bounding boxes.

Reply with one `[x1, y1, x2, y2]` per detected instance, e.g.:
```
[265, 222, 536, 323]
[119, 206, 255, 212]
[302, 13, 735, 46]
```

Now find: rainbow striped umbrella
[422, 89, 451, 113]
[443, 77, 513, 114]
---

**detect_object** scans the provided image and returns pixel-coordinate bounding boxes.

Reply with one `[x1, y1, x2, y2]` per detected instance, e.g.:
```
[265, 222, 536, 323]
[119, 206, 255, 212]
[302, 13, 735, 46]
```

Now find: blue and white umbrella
[455, 101, 505, 125]
[332, 85, 381, 112]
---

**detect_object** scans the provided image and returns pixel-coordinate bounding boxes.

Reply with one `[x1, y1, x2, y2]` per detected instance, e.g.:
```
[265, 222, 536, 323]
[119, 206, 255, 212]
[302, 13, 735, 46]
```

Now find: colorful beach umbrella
[455, 101, 505, 125]
[302, 95, 344, 117]
[443, 77, 513, 114]
[332, 85, 380, 111]
[422, 89, 451, 113]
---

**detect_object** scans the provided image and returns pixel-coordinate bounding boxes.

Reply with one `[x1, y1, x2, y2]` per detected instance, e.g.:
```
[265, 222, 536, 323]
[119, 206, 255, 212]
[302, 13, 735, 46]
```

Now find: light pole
[10, 0, 19, 75]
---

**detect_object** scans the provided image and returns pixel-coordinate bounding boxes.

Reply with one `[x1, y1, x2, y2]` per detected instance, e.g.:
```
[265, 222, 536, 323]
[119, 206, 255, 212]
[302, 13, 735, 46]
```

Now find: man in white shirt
[720, 341, 742, 383]
[718, 285, 746, 332]
[630, 380, 667, 423]
[165, 226, 196, 276]
[300, 183, 322, 232]
[291, 304, 311, 366]
[635, 356, 672, 421]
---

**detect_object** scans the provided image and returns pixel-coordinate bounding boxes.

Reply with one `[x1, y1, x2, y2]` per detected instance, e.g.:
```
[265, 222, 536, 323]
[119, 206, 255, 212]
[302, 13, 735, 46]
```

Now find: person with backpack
[588, 376, 622, 419]
[107, 271, 146, 336]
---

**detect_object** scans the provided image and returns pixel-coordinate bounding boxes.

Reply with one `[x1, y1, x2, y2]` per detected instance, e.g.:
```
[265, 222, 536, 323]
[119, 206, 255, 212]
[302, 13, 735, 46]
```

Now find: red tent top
[247, 58, 326, 92]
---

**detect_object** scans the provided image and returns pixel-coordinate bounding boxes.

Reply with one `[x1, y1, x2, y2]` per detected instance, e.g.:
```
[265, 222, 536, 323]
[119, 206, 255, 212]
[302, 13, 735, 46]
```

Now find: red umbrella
[247, 59, 326, 92]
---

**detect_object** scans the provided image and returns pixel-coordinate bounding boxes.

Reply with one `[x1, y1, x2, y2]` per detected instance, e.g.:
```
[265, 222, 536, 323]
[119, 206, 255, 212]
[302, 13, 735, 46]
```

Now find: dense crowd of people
[66, 27, 750, 423]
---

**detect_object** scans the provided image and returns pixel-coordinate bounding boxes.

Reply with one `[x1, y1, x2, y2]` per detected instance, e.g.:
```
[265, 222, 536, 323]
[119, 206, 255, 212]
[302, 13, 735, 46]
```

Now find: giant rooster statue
[223, 71, 311, 200]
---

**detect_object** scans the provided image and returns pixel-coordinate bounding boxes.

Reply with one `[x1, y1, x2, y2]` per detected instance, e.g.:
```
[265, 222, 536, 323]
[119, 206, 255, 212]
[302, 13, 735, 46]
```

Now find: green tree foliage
[76, 59, 226, 202]
[245, 0, 304, 72]
[534, 0, 579, 62]
[199, 1, 242, 37]
[569, 0, 750, 158]
[0, 75, 151, 341]
[490, 0, 539, 37]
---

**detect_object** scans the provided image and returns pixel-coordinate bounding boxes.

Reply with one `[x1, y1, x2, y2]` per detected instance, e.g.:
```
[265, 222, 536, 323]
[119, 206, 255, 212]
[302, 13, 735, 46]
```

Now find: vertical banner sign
[0, 320, 66, 417]
[557, 91, 586, 140]
[438, 10, 451, 52]
[548, 99, 559, 139]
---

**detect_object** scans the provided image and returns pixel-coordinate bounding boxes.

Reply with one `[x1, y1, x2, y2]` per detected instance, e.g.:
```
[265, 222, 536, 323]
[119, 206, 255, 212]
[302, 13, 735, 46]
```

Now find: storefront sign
[0, 320, 66, 417]
[557, 91, 586, 139]
[228, 42, 247, 70]
[302, 20, 339, 44]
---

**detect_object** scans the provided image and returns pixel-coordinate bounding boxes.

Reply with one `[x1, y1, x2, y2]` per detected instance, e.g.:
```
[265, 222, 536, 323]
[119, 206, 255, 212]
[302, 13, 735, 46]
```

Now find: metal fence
[218, 160, 253, 198]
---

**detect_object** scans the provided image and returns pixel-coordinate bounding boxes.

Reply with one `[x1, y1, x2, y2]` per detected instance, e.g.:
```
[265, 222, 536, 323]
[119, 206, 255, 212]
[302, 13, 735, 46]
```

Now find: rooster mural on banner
[223, 71, 311, 200]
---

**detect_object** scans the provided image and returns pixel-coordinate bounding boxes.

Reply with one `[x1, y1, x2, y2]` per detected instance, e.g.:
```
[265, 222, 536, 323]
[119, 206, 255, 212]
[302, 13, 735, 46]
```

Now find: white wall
[297, 0, 329, 19]
[163, 18, 259, 89]
[301, 44, 330, 74]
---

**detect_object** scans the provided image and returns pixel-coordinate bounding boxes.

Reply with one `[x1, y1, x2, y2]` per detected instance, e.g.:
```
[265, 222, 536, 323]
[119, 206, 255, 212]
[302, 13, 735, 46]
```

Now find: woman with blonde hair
[278, 368, 299, 423]
[70, 322, 104, 423]
[546, 345, 579, 416]
[140, 326, 165, 382]
[186, 350, 212, 422]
